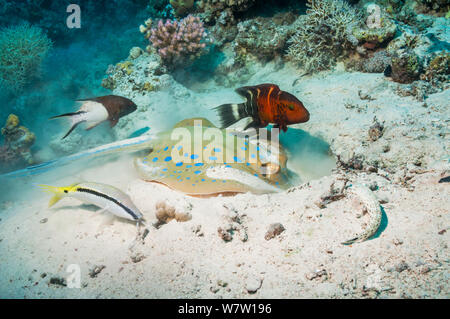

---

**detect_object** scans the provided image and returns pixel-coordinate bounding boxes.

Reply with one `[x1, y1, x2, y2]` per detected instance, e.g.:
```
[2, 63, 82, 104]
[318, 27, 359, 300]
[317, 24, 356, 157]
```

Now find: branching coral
[140, 15, 209, 69]
[287, 0, 363, 73]
[0, 23, 52, 94]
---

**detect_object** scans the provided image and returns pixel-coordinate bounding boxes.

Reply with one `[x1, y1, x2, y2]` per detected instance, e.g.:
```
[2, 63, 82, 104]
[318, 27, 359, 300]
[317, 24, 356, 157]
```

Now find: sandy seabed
[0, 65, 448, 299]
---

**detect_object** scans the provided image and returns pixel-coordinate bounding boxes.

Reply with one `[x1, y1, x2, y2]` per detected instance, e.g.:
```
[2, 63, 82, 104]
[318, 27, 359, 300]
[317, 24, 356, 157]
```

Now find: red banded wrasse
[215, 83, 310, 132]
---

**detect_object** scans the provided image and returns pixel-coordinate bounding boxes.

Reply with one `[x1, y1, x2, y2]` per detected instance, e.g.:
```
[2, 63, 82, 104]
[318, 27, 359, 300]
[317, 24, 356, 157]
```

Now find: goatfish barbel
[50, 95, 137, 139]
[39, 182, 144, 224]
[215, 83, 310, 132]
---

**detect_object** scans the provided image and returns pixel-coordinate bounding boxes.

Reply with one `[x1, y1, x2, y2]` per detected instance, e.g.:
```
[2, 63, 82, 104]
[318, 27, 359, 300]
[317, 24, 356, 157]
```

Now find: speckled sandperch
[341, 183, 382, 245]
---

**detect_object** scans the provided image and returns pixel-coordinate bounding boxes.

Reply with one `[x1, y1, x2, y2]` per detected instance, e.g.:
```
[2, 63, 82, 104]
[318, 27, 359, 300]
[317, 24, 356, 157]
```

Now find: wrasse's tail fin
[37, 184, 73, 207]
[49, 111, 87, 139]
[214, 103, 247, 128]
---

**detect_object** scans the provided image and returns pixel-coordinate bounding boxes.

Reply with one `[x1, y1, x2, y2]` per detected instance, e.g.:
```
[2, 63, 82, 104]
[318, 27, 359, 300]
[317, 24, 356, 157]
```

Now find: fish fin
[243, 120, 257, 131]
[62, 120, 84, 139]
[109, 118, 119, 127]
[214, 103, 247, 128]
[85, 121, 103, 130]
[235, 86, 252, 97]
[49, 111, 87, 120]
[37, 184, 75, 207]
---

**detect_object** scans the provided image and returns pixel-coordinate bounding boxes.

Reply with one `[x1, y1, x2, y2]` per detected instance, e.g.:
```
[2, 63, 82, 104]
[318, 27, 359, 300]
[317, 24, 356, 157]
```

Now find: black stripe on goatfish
[76, 187, 140, 220]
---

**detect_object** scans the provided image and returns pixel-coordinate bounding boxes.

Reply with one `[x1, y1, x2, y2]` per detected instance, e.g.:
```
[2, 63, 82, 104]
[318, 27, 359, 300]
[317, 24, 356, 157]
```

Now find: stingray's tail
[0, 134, 155, 179]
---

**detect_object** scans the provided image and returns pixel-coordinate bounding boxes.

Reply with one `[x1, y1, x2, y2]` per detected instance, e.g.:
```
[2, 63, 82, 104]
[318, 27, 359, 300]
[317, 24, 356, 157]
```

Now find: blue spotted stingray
[135, 118, 292, 196]
[1, 118, 293, 196]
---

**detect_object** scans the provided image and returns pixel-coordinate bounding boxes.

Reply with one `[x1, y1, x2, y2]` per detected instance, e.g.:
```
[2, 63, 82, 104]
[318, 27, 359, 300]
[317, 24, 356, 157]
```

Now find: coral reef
[287, 0, 363, 73]
[140, 15, 210, 69]
[0, 114, 35, 171]
[197, 0, 256, 25]
[346, 49, 392, 73]
[170, 0, 195, 17]
[101, 50, 167, 94]
[351, 3, 397, 50]
[0, 24, 52, 94]
[233, 13, 298, 62]
[390, 49, 422, 83]
[420, 51, 450, 87]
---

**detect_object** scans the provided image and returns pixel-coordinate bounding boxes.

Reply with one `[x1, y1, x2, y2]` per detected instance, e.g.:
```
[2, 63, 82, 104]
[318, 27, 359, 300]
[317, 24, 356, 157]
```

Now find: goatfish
[50, 95, 137, 139]
[215, 83, 310, 132]
[38, 182, 144, 224]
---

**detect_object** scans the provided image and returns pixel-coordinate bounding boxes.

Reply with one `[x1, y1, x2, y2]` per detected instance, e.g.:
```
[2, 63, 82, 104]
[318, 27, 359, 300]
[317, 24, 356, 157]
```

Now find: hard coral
[390, 49, 422, 83]
[351, 3, 397, 50]
[197, 0, 256, 25]
[287, 0, 363, 73]
[0, 114, 35, 170]
[170, 0, 195, 17]
[420, 51, 450, 86]
[0, 23, 52, 94]
[140, 15, 209, 69]
[234, 14, 298, 62]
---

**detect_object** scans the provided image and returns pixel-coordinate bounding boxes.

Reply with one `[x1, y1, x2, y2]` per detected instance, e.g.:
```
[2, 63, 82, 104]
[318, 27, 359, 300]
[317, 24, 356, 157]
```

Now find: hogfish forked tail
[0, 134, 155, 179]
[50, 95, 137, 139]
[341, 183, 383, 245]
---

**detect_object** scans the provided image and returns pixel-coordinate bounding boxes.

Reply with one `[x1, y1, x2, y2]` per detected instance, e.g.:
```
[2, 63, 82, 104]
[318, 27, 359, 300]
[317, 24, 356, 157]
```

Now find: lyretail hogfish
[51, 95, 137, 139]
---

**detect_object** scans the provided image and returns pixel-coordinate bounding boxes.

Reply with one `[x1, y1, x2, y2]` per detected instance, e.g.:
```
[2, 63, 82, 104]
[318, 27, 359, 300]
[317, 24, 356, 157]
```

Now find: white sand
[0, 66, 448, 298]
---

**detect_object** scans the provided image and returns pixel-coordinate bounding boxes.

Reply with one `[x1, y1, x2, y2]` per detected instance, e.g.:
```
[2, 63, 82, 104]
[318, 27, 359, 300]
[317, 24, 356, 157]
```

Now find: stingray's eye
[288, 104, 295, 111]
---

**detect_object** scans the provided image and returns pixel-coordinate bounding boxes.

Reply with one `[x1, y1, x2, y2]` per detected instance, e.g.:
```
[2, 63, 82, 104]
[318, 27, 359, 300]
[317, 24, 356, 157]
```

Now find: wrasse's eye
[288, 104, 295, 110]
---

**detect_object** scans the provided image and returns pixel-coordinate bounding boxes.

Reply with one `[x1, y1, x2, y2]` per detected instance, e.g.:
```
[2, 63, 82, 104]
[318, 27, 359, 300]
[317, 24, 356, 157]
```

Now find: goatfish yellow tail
[38, 184, 78, 207]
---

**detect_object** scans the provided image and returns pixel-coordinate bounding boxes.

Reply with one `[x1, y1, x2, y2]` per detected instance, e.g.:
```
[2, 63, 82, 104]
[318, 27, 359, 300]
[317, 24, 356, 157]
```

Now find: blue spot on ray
[191, 154, 199, 160]
[194, 163, 204, 166]
[164, 156, 172, 161]
[175, 162, 183, 167]
[153, 157, 159, 162]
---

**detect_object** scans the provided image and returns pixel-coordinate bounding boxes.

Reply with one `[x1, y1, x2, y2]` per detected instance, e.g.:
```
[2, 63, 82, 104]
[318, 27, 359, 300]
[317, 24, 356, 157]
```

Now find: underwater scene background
[0, 0, 448, 299]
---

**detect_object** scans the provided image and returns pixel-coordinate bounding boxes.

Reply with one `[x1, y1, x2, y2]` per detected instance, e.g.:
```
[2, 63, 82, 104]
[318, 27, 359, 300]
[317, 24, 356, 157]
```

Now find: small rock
[438, 229, 446, 235]
[48, 276, 66, 287]
[131, 253, 146, 263]
[89, 265, 106, 278]
[191, 224, 204, 237]
[368, 117, 384, 142]
[217, 280, 228, 287]
[393, 238, 403, 246]
[395, 261, 409, 273]
[245, 277, 262, 294]
[305, 269, 328, 281]
[264, 223, 285, 240]
[218, 227, 232, 242]
[40, 218, 48, 224]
